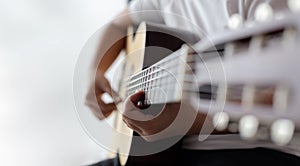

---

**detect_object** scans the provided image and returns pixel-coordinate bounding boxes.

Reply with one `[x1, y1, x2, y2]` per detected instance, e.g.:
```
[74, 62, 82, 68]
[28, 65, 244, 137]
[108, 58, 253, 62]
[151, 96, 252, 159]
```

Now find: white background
[0, 0, 126, 165]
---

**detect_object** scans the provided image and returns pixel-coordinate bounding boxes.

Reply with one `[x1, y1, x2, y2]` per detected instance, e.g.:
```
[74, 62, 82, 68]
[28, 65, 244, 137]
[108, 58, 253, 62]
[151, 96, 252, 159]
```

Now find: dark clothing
[90, 147, 300, 166]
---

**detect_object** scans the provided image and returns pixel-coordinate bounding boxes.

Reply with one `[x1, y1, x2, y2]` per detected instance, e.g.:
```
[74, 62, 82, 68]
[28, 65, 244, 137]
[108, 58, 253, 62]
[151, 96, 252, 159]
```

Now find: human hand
[122, 91, 199, 142]
[85, 70, 121, 120]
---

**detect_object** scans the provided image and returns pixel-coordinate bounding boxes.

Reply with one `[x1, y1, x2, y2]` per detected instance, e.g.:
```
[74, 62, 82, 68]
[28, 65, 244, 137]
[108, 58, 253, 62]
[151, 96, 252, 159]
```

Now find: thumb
[123, 91, 144, 113]
[129, 91, 145, 105]
[123, 91, 154, 121]
[102, 79, 122, 103]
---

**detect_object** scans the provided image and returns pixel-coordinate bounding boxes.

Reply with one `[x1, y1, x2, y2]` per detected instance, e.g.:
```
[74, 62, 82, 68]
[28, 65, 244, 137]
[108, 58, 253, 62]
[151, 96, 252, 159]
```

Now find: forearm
[96, 29, 126, 73]
[93, 8, 132, 73]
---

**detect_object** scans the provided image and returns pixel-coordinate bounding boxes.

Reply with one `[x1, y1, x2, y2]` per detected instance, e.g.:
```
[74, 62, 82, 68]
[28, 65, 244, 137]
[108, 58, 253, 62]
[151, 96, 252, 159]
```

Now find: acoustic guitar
[107, 13, 300, 165]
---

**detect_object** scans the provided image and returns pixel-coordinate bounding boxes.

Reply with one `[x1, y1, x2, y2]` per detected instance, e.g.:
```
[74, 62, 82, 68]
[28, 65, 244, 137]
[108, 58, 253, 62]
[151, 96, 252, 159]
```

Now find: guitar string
[123, 58, 223, 95]
[125, 67, 183, 89]
[123, 55, 186, 103]
[124, 64, 208, 92]
[120, 48, 228, 102]
[122, 72, 275, 106]
[125, 57, 184, 85]
[122, 26, 294, 94]
[123, 52, 205, 88]
[125, 76, 273, 100]
[125, 62, 182, 87]
[124, 46, 190, 83]
[125, 52, 225, 90]
[124, 60, 189, 92]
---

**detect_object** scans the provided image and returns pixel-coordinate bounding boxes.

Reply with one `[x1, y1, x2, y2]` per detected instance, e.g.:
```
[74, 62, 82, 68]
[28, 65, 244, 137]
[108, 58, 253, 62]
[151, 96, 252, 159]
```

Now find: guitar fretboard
[125, 46, 189, 105]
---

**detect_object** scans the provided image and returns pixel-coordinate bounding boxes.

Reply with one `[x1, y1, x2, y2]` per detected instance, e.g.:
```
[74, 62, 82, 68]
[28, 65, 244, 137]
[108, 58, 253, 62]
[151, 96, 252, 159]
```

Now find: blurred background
[0, 0, 127, 165]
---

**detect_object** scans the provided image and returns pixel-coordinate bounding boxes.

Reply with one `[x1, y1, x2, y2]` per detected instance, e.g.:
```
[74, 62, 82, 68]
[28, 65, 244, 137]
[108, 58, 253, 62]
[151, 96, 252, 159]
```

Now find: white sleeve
[128, 0, 165, 24]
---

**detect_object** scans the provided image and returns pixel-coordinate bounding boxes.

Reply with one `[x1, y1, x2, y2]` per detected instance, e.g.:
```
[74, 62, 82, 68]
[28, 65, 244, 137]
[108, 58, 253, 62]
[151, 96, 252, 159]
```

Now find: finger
[93, 109, 113, 120]
[121, 91, 155, 122]
[101, 79, 122, 103]
[87, 101, 114, 120]
[123, 115, 156, 137]
[86, 85, 116, 119]
[122, 118, 144, 135]
[123, 114, 157, 137]
[99, 110, 113, 118]
[106, 87, 122, 104]
[129, 91, 145, 104]
[97, 98, 117, 113]
[94, 73, 122, 103]
[85, 101, 108, 120]
[85, 86, 97, 104]
[87, 93, 116, 114]
[123, 109, 155, 122]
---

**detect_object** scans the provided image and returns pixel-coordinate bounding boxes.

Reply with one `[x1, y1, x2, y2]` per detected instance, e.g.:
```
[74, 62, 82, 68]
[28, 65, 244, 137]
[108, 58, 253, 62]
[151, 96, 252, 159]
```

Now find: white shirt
[129, 0, 288, 36]
[129, 0, 230, 36]
[128, 0, 300, 156]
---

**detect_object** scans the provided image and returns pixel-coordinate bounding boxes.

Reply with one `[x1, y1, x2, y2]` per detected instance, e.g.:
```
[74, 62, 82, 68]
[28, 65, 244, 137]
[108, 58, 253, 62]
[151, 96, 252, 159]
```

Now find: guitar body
[110, 22, 200, 165]
[113, 23, 146, 165]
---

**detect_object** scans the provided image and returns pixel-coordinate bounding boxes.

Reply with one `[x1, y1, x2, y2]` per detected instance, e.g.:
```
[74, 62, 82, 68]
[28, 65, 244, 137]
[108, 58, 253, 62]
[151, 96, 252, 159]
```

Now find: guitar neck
[125, 45, 189, 105]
